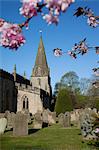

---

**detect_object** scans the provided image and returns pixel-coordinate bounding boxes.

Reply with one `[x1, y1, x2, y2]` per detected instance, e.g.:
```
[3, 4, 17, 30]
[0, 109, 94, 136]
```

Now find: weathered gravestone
[0, 118, 7, 134]
[58, 113, 64, 127]
[33, 111, 42, 129]
[6, 112, 15, 129]
[42, 109, 56, 126]
[80, 108, 97, 140]
[58, 113, 71, 127]
[23, 110, 31, 124]
[13, 112, 28, 136]
[70, 109, 83, 128]
[64, 112, 71, 127]
[42, 109, 49, 124]
[48, 112, 56, 125]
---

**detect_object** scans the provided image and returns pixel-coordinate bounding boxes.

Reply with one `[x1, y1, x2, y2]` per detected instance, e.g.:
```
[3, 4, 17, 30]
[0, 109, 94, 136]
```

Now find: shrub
[55, 88, 73, 115]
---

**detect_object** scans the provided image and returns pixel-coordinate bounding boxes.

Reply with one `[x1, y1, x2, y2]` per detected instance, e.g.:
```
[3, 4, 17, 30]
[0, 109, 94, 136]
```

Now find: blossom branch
[0, 0, 74, 50]
[74, 7, 99, 27]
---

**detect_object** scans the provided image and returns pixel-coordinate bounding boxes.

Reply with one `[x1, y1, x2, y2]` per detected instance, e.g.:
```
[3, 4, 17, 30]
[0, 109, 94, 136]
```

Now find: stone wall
[0, 69, 17, 113]
[17, 89, 43, 115]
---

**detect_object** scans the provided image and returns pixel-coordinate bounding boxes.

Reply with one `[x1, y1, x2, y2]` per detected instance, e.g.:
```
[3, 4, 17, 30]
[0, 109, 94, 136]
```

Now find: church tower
[31, 36, 52, 97]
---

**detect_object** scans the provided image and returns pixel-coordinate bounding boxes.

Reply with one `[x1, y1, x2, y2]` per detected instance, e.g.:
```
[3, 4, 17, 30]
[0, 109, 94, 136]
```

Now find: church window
[23, 100, 25, 109]
[22, 95, 29, 110]
[26, 100, 29, 109]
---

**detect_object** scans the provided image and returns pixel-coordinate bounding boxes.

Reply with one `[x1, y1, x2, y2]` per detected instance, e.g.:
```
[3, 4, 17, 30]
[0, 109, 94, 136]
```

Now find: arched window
[26, 100, 29, 109]
[23, 100, 25, 109]
[22, 95, 29, 110]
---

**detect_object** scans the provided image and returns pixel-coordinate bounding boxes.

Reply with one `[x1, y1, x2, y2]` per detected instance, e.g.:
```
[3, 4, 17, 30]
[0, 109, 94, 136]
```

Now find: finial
[39, 30, 42, 37]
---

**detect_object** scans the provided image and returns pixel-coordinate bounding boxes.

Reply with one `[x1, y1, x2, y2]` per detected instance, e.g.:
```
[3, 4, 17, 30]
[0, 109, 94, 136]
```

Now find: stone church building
[0, 37, 52, 114]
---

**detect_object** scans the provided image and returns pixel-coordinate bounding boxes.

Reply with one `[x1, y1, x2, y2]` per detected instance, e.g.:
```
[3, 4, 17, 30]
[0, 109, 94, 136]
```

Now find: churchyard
[0, 108, 99, 150]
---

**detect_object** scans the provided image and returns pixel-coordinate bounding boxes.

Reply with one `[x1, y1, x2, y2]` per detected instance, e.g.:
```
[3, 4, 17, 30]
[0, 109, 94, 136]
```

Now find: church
[0, 37, 52, 114]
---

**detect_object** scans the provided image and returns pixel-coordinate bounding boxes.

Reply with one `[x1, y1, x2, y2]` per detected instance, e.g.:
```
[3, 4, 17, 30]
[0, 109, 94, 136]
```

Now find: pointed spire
[32, 36, 49, 77]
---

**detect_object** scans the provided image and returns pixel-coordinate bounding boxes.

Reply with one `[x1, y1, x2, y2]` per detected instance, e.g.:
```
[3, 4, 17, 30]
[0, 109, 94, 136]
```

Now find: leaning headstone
[0, 118, 7, 134]
[33, 112, 42, 129]
[64, 112, 71, 127]
[13, 112, 28, 136]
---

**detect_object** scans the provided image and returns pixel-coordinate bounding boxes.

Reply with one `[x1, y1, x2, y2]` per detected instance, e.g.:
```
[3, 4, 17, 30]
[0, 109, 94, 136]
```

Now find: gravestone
[13, 112, 28, 136]
[0, 118, 7, 134]
[23, 110, 31, 124]
[7, 112, 15, 129]
[42, 109, 49, 124]
[58, 113, 64, 127]
[48, 112, 56, 125]
[71, 109, 82, 127]
[64, 112, 71, 127]
[58, 113, 71, 127]
[33, 112, 42, 129]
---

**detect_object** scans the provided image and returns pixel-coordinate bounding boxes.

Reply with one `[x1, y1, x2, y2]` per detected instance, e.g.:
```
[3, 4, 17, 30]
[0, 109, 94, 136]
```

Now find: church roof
[32, 36, 49, 77]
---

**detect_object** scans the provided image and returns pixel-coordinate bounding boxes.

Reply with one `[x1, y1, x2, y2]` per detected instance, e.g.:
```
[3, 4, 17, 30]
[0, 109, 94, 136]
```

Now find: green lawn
[0, 124, 97, 150]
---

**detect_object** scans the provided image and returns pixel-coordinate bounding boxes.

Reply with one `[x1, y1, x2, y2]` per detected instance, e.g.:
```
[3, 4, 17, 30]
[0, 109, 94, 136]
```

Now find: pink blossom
[87, 16, 98, 27]
[68, 51, 76, 59]
[0, 24, 25, 50]
[44, 0, 74, 13]
[0, 19, 5, 27]
[20, 2, 37, 18]
[43, 13, 59, 25]
[53, 48, 62, 56]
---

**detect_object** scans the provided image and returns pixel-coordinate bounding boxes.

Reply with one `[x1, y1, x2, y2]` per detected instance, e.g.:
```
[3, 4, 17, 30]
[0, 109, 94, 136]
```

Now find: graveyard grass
[0, 124, 95, 150]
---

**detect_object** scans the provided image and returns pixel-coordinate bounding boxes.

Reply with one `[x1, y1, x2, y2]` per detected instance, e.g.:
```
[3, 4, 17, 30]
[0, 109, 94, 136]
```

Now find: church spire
[32, 36, 49, 77]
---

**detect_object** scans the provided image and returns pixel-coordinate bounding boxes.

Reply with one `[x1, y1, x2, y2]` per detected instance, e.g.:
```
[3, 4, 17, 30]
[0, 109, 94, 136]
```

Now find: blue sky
[0, 0, 99, 91]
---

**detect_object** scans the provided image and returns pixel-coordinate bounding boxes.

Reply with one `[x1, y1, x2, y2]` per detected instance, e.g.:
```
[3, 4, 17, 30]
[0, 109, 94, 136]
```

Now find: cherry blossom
[43, 13, 59, 25]
[0, 22, 25, 50]
[87, 16, 98, 27]
[67, 38, 88, 59]
[20, 0, 74, 24]
[53, 48, 62, 56]
[19, 2, 38, 18]
[67, 51, 76, 59]
[74, 7, 99, 28]
[45, 0, 74, 13]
